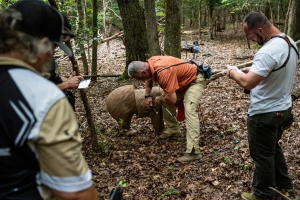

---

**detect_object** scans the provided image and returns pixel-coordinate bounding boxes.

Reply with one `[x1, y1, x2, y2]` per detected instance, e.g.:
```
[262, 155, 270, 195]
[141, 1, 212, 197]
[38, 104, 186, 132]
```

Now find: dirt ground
[56, 28, 300, 200]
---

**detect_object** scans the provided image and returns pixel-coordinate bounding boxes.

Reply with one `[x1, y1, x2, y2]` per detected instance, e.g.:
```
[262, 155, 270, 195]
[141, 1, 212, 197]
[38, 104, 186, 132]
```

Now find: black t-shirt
[48, 59, 62, 85]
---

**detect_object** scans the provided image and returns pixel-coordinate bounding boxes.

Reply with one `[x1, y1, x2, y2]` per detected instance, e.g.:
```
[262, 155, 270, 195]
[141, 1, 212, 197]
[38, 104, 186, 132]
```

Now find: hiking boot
[241, 192, 263, 200]
[159, 130, 181, 139]
[177, 153, 202, 163]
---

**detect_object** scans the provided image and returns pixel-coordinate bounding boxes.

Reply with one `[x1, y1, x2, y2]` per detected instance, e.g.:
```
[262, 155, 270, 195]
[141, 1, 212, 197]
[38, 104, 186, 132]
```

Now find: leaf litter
[56, 28, 300, 200]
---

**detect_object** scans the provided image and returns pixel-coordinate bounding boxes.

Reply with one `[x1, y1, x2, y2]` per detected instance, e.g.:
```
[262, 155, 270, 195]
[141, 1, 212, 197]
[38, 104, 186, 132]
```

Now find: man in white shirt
[227, 11, 298, 200]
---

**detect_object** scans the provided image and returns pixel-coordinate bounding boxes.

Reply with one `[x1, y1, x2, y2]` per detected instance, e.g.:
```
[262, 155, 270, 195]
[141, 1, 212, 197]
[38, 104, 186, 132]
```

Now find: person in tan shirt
[128, 56, 206, 162]
[0, 1, 98, 199]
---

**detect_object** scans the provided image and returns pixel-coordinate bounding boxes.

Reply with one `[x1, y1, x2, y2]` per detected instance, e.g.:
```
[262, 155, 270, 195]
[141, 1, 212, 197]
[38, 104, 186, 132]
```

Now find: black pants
[247, 108, 293, 199]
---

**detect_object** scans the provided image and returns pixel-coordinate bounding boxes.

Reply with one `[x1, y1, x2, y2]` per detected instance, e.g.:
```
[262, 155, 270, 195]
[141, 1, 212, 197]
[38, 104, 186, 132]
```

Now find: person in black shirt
[49, 13, 83, 110]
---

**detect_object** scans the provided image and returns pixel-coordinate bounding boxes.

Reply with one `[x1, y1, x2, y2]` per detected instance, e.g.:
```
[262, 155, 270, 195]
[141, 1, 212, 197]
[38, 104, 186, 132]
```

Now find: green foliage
[94, 122, 110, 153]
[156, 11, 165, 17]
[0, 0, 17, 9]
[243, 164, 249, 171]
[224, 155, 250, 171]
[97, 136, 110, 154]
[161, 186, 179, 197]
[227, 126, 237, 131]
[253, 43, 263, 50]
[176, 138, 186, 145]
[119, 118, 123, 127]
[224, 155, 233, 165]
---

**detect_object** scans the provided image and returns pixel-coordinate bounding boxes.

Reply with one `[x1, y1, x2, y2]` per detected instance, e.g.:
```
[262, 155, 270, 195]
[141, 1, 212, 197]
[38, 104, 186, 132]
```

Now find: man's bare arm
[57, 76, 83, 90]
[144, 79, 154, 110]
[145, 79, 153, 96]
[228, 69, 264, 90]
[156, 92, 177, 105]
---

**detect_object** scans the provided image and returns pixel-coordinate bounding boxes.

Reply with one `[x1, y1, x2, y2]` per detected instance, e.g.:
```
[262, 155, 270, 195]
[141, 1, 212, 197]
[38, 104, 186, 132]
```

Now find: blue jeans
[247, 108, 292, 199]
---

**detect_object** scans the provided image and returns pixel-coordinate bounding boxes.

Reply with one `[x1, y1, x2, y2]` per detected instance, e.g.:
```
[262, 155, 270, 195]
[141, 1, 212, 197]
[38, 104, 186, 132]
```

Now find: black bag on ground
[65, 90, 75, 111]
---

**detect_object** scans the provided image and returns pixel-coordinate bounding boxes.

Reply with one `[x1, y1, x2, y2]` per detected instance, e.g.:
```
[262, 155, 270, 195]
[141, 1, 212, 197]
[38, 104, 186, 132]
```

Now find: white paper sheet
[78, 79, 91, 89]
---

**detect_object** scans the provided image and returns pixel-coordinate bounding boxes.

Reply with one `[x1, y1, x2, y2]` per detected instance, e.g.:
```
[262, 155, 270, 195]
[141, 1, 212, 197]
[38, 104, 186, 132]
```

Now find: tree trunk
[66, 40, 99, 152]
[209, 4, 214, 40]
[279, 0, 285, 21]
[84, 0, 91, 62]
[203, 7, 207, 27]
[268, 1, 274, 24]
[287, 0, 300, 41]
[144, 0, 161, 56]
[164, 0, 181, 58]
[284, 0, 293, 34]
[265, 1, 271, 20]
[48, 0, 98, 152]
[91, 0, 98, 82]
[103, 0, 107, 37]
[117, 0, 149, 78]
[77, 0, 89, 75]
[198, 0, 202, 38]
[221, 8, 226, 30]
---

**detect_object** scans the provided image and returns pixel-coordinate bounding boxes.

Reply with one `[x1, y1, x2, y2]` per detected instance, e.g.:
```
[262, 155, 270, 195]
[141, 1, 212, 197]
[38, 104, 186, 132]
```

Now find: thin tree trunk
[287, 0, 300, 41]
[84, 0, 91, 62]
[48, 0, 98, 152]
[198, 0, 201, 38]
[221, 8, 226, 31]
[284, 0, 293, 33]
[209, 5, 214, 40]
[77, 0, 89, 75]
[269, 1, 274, 24]
[279, 0, 285, 20]
[265, 1, 271, 20]
[66, 40, 98, 152]
[103, 0, 111, 58]
[144, 0, 161, 56]
[103, 0, 107, 37]
[91, 0, 98, 82]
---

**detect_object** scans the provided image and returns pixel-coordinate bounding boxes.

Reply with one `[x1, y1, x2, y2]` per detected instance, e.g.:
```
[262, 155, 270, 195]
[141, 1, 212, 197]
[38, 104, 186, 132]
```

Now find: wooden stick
[206, 39, 300, 85]
[269, 186, 292, 200]
[87, 31, 124, 48]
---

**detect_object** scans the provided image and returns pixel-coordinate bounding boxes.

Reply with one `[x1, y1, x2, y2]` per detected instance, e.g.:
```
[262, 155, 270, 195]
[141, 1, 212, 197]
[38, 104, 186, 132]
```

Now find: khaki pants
[162, 74, 205, 154]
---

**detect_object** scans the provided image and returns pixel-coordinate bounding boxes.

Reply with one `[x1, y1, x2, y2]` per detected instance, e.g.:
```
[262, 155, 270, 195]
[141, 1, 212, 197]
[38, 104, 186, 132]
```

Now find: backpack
[156, 60, 212, 79]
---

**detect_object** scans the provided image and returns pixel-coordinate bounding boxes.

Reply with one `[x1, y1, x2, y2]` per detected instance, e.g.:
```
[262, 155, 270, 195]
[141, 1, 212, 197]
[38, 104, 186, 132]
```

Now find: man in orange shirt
[128, 56, 206, 162]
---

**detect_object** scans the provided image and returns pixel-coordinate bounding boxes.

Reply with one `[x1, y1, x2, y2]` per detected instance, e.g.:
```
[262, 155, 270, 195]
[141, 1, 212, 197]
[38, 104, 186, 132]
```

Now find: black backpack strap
[0, 65, 24, 73]
[271, 35, 299, 72]
[156, 61, 189, 78]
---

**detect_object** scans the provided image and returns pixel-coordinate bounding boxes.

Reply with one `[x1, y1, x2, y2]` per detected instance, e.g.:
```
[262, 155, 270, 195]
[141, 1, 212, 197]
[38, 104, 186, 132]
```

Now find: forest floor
[56, 28, 300, 200]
